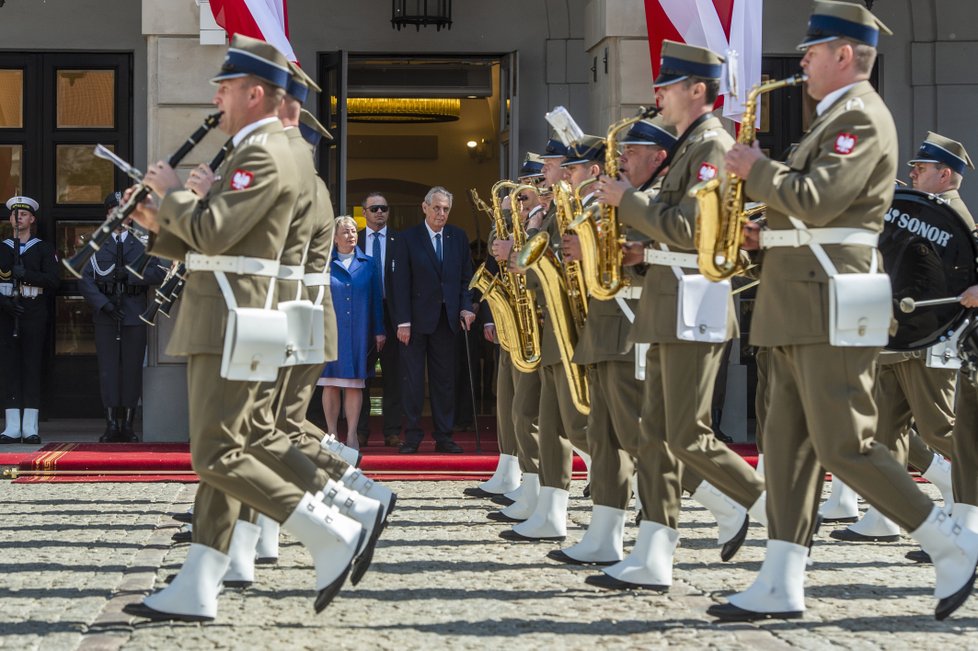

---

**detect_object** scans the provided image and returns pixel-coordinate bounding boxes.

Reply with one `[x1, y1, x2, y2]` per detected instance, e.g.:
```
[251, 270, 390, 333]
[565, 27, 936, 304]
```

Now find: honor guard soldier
[715, 1, 978, 621]
[952, 286, 978, 543]
[832, 132, 973, 543]
[0, 196, 59, 445]
[125, 35, 367, 622]
[592, 41, 766, 591]
[78, 192, 167, 442]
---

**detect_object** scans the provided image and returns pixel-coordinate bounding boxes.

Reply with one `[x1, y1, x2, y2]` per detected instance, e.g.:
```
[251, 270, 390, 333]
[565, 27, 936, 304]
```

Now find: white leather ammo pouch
[789, 217, 891, 347]
[925, 319, 968, 370]
[215, 268, 287, 382]
[279, 300, 325, 366]
[676, 274, 731, 343]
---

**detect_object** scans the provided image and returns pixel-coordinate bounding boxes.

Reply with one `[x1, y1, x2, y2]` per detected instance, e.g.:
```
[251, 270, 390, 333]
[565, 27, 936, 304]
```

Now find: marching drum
[880, 188, 978, 351]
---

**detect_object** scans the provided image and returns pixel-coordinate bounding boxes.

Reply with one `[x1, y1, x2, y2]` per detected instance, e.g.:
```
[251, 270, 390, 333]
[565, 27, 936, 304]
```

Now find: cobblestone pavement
[1, 479, 976, 650]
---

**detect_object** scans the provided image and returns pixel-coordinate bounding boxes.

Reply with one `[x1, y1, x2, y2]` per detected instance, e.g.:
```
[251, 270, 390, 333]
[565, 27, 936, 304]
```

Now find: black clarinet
[63, 111, 222, 279]
[139, 144, 229, 326]
[10, 223, 21, 339]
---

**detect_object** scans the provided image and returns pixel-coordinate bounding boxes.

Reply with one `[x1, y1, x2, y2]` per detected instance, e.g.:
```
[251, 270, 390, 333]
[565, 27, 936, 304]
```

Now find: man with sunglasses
[357, 193, 402, 448]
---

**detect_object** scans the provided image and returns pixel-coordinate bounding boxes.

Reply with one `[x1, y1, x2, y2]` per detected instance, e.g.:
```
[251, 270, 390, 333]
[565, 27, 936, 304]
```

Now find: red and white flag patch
[834, 133, 858, 155]
[697, 162, 718, 182]
[230, 169, 254, 190]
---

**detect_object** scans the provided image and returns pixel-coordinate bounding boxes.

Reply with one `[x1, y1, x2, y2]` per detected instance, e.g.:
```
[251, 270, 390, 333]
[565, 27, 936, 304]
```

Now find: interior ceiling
[348, 57, 495, 98]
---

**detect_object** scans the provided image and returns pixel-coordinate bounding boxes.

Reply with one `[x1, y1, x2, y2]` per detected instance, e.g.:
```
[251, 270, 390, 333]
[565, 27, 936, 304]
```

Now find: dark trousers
[358, 305, 402, 438]
[400, 308, 456, 445]
[0, 304, 47, 409]
[94, 322, 148, 408]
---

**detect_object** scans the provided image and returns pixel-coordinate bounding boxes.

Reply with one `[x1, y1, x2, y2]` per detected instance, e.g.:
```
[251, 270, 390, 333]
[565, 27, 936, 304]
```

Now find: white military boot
[548, 505, 626, 565]
[321, 434, 361, 468]
[708, 539, 807, 621]
[922, 453, 954, 511]
[338, 467, 397, 518]
[124, 544, 231, 622]
[819, 476, 859, 523]
[910, 505, 978, 620]
[281, 492, 365, 613]
[489, 473, 539, 522]
[317, 479, 385, 585]
[586, 520, 678, 591]
[0, 409, 21, 442]
[690, 481, 750, 561]
[831, 505, 901, 542]
[21, 408, 39, 443]
[222, 520, 262, 588]
[501, 487, 568, 541]
[255, 514, 280, 565]
[748, 492, 768, 527]
[475, 454, 521, 495]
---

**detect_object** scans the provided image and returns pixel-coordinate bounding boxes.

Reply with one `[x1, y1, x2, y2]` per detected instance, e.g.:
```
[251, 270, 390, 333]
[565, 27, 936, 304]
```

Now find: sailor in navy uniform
[0, 196, 60, 444]
[78, 192, 167, 442]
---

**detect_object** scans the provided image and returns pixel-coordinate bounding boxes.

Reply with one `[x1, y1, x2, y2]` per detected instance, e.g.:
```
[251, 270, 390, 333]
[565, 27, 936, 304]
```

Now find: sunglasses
[367, 205, 390, 213]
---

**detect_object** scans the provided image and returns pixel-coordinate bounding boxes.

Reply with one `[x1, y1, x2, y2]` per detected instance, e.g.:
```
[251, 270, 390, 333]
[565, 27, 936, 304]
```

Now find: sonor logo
[885, 208, 953, 247]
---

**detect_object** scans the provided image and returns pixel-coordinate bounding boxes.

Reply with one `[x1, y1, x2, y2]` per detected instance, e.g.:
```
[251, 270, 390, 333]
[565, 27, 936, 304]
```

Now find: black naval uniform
[78, 231, 166, 441]
[0, 236, 59, 414]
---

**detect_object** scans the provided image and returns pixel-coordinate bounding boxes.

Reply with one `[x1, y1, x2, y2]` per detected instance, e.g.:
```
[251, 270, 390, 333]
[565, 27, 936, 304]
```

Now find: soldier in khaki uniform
[832, 132, 973, 544]
[590, 42, 766, 591]
[953, 287, 978, 533]
[124, 36, 365, 622]
[713, 2, 978, 622]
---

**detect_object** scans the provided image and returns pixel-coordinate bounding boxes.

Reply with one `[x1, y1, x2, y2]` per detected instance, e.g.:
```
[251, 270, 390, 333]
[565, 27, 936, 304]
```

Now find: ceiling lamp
[391, 0, 452, 31]
[335, 97, 461, 123]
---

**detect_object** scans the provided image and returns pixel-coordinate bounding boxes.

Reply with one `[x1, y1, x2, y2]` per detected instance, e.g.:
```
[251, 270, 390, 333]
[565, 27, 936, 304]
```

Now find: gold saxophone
[468, 183, 542, 373]
[516, 180, 590, 414]
[691, 74, 807, 281]
[570, 106, 659, 299]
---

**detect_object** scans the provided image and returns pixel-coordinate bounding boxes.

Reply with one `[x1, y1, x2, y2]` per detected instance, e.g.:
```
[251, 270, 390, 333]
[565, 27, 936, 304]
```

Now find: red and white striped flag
[210, 0, 296, 62]
[645, 0, 763, 123]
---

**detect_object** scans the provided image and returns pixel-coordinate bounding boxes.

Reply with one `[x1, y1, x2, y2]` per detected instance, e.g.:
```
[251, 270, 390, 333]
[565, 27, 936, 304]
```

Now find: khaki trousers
[495, 352, 520, 456]
[187, 354, 305, 552]
[953, 382, 978, 505]
[587, 360, 638, 509]
[537, 364, 589, 490]
[511, 360, 541, 474]
[754, 347, 770, 453]
[874, 357, 955, 469]
[764, 344, 934, 544]
[643, 342, 764, 527]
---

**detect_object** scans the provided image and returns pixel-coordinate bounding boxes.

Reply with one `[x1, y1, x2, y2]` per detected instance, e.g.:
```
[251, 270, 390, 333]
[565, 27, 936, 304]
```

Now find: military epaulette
[844, 97, 865, 111]
[243, 132, 270, 148]
[700, 129, 720, 140]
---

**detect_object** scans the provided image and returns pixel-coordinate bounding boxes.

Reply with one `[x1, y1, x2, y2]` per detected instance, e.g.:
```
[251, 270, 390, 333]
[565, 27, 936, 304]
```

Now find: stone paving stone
[0, 480, 976, 650]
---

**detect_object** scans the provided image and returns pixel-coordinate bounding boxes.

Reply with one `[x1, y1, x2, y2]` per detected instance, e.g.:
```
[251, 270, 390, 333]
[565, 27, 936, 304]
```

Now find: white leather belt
[644, 249, 698, 268]
[277, 264, 304, 280]
[185, 253, 280, 277]
[617, 286, 643, 300]
[303, 272, 327, 287]
[0, 283, 42, 298]
[760, 228, 879, 249]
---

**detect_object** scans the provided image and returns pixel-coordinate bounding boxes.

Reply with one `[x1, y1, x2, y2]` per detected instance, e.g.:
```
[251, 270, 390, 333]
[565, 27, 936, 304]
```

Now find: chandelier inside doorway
[333, 97, 461, 123]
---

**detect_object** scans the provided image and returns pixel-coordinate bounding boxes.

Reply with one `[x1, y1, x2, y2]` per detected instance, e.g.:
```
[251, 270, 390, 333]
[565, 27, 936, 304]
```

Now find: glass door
[318, 50, 348, 215]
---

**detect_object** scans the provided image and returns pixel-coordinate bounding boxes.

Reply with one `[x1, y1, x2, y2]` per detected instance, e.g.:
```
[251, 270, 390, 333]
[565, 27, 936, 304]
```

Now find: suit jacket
[618, 115, 738, 345]
[391, 222, 473, 335]
[78, 234, 167, 326]
[746, 81, 897, 347]
[149, 119, 298, 356]
[321, 249, 384, 379]
[357, 226, 397, 318]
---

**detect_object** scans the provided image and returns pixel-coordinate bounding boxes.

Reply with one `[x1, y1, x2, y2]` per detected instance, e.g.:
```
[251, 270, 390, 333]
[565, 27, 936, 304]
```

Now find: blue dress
[320, 248, 384, 380]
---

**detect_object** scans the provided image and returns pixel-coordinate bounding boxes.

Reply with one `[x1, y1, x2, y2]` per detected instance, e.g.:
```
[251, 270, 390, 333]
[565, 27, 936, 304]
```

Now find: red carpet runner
[0, 431, 760, 483]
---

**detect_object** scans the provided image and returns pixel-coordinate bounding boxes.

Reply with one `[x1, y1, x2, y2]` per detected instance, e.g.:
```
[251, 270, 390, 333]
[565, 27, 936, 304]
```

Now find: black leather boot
[100, 408, 121, 442]
[711, 408, 734, 443]
[121, 408, 138, 442]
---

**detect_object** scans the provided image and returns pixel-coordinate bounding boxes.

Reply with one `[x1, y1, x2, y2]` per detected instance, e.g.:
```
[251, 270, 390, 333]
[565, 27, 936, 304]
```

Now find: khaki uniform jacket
[277, 128, 318, 303]
[306, 178, 338, 362]
[746, 81, 897, 347]
[150, 120, 298, 356]
[618, 115, 738, 344]
[525, 202, 562, 367]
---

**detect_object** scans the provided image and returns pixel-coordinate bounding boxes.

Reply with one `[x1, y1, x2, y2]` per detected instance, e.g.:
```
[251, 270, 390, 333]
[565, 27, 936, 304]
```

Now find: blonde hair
[335, 215, 357, 231]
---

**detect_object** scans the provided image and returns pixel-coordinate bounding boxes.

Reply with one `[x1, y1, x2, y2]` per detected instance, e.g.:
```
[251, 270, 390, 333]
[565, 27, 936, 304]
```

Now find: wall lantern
[391, 0, 452, 31]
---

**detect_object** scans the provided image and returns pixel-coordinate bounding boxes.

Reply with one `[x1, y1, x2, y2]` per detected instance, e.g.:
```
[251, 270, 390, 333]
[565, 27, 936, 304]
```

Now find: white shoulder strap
[787, 216, 878, 277]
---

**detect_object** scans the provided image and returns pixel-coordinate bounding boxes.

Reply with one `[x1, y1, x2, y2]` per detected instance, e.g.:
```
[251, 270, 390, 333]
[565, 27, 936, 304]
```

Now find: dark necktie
[116, 235, 125, 276]
[372, 231, 382, 262]
[435, 233, 443, 264]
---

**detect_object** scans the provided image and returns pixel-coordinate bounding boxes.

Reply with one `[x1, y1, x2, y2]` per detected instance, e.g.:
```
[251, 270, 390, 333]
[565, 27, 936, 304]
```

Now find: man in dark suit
[79, 192, 167, 442]
[356, 192, 402, 448]
[392, 186, 476, 454]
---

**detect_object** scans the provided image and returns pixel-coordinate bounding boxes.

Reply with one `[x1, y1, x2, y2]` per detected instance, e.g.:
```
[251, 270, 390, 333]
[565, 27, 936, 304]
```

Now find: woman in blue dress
[319, 215, 385, 450]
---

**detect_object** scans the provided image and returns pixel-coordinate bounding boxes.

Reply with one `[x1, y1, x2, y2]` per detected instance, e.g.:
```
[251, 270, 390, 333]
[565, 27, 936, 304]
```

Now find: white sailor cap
[5, 196, 39, 214]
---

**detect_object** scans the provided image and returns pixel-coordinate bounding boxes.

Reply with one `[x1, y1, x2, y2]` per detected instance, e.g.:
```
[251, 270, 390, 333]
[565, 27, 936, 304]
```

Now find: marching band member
[714, 1, 978, 621]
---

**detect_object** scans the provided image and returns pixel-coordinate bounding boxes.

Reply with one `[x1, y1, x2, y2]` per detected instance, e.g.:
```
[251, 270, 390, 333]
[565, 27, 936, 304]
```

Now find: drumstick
[898, 296, 963, 313]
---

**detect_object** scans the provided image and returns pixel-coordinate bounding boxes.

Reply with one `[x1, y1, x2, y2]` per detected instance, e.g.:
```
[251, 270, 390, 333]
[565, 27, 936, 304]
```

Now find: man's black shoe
[399, 442, 419, 454]
[435, 440, 463, 454]
[906, 548, 932, 564]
